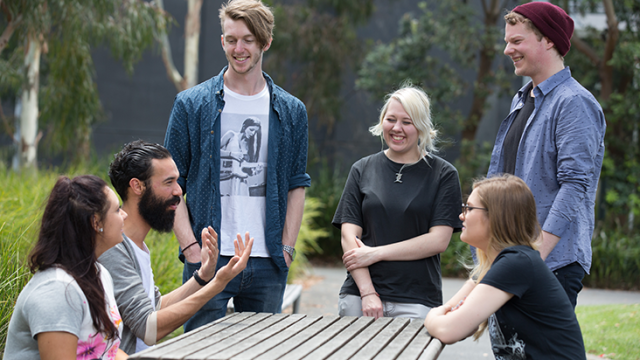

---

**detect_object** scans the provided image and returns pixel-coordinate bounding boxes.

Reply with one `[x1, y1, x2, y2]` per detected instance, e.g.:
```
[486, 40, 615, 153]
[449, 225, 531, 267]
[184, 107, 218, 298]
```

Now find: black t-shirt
[502, 83, 535, 175]
[481, 246, 586, 359]
[332, 152, 462, 307]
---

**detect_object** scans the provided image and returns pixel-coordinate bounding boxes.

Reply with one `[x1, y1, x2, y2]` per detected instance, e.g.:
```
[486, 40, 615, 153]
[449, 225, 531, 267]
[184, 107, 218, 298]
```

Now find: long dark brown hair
[29, 175, 118, 340]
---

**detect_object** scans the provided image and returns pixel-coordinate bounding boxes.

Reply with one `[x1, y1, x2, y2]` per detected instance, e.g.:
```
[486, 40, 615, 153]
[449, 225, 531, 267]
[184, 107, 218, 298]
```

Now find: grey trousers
[338, 294, 430, 320]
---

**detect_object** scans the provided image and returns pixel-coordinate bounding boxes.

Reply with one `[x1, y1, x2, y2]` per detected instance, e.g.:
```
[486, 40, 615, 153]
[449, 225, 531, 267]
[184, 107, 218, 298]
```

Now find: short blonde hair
[219, 0, 274, 48]
[504, 11, 544, 41]
[369, 84, 438, 156]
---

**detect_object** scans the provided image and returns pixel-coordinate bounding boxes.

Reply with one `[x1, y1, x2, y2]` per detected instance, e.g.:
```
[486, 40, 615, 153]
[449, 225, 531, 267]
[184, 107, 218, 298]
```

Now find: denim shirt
[164, 67, 311, 271]
[488, 67, 606, 273]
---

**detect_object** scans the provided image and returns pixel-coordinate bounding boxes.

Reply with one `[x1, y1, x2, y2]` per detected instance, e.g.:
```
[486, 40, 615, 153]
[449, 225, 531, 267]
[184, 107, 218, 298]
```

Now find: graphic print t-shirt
[219, 84, 269, 256]
[480, 246, 585, 360]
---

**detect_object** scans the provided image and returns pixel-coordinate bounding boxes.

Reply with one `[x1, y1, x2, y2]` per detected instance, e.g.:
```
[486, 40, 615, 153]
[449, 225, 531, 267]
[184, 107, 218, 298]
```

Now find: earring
[99, 228, 104, 233]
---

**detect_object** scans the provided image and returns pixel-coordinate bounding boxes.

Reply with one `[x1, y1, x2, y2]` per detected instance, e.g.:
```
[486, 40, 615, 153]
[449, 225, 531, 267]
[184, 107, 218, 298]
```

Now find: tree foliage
[0, 0, 166, 166]
[263, 0, 375, 135]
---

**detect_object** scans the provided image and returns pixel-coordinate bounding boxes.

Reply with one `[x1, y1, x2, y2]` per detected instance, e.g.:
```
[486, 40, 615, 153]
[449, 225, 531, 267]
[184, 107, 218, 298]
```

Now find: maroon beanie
[512, 2, 574, 56]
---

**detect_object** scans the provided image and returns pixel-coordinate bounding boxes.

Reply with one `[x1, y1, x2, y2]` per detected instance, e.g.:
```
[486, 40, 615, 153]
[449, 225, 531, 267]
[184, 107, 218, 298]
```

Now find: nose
[121, 209, 128, 220]
[173, 184, 183, 197]
[459, 212, 465, 221]
[392, 121, 403, 132]
[235, 41, 245, 53]
[504, 43, 512, 56]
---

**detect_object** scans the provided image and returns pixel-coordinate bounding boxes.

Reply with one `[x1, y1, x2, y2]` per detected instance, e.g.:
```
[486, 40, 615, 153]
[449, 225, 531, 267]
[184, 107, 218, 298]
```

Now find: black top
[481, 246, 586, 359]
[503, 83, 535, 175]
[332, 152, 462, 307]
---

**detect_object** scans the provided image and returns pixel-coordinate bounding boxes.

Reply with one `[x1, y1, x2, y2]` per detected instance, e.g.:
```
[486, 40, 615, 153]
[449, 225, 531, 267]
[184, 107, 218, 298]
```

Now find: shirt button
[218, 109, 222, 113]
[211, 130, 214, 134]
[210, 155, 212, 158]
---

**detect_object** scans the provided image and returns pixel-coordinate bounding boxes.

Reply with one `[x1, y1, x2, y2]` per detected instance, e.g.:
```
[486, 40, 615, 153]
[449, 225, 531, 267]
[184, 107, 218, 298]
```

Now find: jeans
[553, 262, 585, 309]
[338, 294, 430, 320]
[183, 256, 288, 332]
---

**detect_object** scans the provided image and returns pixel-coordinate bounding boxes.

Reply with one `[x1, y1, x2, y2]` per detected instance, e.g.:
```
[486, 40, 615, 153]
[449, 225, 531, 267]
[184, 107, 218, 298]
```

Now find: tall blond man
[164, 0, 310, 331]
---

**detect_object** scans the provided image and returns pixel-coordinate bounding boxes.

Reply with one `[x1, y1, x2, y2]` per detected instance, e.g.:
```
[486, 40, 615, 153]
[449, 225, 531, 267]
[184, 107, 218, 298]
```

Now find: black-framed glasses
[461, 203, 488, 215]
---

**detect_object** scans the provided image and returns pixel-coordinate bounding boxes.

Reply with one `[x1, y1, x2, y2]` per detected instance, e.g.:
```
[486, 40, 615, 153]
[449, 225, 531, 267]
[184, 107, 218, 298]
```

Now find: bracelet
[192, 269, 210, 286]
[182, 241, 199, 253]
[360, 292, 379, 299]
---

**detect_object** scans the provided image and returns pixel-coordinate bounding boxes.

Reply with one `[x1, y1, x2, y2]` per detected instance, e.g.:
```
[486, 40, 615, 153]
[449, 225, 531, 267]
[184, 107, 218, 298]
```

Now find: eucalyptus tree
[0, 0, 165, 170]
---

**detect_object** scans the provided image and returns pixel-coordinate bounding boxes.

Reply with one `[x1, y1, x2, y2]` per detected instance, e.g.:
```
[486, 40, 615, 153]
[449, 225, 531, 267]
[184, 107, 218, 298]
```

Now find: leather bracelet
[192, 269, 210, 286]
[182, 241, 199, 253]
[360, 292, 379, 299]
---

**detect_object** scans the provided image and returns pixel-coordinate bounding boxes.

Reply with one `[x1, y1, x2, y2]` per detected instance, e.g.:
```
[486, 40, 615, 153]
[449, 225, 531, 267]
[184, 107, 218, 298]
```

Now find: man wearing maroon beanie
[487, 2, 606, 308]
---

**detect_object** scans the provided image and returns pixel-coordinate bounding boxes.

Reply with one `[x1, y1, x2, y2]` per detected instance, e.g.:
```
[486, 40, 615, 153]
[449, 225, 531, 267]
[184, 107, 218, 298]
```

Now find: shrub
[585, 230, 640, 290]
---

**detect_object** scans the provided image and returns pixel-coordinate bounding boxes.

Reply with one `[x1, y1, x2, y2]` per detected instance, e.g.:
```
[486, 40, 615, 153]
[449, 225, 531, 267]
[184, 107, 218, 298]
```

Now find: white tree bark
[19, 34, 41, 170]
[184, 0, 202, 88]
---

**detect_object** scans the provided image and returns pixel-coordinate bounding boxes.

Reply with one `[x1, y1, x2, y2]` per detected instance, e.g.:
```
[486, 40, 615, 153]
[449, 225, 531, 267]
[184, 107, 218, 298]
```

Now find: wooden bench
[226, 284, 302, 314]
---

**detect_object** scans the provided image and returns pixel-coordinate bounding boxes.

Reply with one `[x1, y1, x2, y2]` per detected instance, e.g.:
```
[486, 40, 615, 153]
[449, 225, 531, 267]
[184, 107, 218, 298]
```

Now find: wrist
[192, 269, 211, 286]
[184, 244, 202, 262]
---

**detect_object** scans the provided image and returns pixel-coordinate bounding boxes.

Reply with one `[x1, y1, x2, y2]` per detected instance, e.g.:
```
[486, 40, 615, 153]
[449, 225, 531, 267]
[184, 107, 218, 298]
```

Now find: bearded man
[99, 140, 253, 354]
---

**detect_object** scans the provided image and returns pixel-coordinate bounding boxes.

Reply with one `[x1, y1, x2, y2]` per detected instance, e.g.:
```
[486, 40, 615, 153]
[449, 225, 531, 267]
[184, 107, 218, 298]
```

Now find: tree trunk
[184, 0, 202, 88]
[18, 33, 41, 171]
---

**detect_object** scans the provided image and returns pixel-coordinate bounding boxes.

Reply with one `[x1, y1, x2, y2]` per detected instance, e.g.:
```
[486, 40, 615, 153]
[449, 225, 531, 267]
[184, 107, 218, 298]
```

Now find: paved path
[297, 266, 640, 360]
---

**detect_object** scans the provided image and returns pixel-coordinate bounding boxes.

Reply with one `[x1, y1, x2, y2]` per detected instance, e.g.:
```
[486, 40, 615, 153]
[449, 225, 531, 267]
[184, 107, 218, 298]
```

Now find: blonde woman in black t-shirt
[425, 175, 585, 359]
[332, 85, 462, 319]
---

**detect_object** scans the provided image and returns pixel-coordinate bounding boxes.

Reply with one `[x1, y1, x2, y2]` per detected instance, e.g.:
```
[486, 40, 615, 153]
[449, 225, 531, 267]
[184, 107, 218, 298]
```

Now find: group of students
[4, 0, 599, 359]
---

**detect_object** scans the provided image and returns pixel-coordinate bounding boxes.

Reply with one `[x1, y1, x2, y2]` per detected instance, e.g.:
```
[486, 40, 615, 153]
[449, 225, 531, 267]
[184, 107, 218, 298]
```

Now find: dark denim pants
[553, 262, 585, 309]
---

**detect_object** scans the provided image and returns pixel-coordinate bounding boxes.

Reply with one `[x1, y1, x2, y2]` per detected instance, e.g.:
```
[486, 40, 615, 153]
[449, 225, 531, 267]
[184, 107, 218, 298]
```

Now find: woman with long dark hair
[4, 175, 128, 359]
[425, 175, 585, 359]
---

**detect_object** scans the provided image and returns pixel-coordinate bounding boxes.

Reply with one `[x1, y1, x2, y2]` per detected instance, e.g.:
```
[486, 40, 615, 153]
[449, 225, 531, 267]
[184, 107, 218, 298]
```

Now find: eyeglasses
[461, 203, 488, 215]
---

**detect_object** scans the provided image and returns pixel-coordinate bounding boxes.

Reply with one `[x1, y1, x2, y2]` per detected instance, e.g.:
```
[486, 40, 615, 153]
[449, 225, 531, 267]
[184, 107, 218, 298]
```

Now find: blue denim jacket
[488, 67, 606, 273]
[165, 67, 311, 271]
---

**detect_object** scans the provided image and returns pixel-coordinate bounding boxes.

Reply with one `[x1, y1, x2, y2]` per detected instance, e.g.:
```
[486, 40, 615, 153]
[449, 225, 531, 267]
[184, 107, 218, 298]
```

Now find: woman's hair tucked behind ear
[468, 174, 540, 339]
[29, 175, 118, 340]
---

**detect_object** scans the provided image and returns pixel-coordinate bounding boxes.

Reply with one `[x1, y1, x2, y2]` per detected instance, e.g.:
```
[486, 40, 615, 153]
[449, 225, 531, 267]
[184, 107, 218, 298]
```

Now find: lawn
[577, 304, 640, 360]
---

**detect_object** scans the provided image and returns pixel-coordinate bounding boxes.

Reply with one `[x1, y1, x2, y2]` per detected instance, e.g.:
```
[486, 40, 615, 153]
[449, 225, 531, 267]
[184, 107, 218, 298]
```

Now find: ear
[221, 34, 225, 48]
[92, 215, 102, 234]
[129, 178, 145, 197]
[543, 36, 555, 51]
[263, 37, 273, 52]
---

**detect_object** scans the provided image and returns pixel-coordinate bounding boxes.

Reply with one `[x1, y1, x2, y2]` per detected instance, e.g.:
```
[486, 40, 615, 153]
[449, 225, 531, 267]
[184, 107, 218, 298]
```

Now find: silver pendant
[395, 173, 403, 183]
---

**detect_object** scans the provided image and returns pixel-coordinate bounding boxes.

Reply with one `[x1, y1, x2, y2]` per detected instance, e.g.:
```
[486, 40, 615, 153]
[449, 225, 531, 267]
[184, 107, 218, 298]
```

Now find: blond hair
[369, 84, 438, 157]
[504, 11, 544, 41]
[468, 174, 541, 339]
[220, 0, 274, 48]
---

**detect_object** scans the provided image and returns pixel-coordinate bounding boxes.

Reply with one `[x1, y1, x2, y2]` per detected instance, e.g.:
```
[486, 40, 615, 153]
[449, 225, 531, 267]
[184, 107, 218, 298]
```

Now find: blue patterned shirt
[488, 67, 606, 273]
[164, 67, 311, 271]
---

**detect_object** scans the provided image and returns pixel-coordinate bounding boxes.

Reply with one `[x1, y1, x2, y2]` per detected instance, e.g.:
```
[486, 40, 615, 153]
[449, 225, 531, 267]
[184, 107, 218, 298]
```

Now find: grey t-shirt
[3, 265, 122, 360]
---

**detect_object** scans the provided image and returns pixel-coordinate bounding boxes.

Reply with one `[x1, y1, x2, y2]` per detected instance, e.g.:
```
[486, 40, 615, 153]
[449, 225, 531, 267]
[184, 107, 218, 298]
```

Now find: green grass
[577, 304, 640, 360]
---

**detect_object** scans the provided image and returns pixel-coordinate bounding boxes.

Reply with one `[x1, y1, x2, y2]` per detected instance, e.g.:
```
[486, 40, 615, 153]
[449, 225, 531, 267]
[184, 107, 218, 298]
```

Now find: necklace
[394, 157, 424, 183]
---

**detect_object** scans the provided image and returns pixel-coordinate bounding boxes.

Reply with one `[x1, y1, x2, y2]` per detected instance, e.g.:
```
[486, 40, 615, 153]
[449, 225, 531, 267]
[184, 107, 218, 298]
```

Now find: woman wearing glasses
[332, 84, 462, 319]
[425, 175, 585, 359]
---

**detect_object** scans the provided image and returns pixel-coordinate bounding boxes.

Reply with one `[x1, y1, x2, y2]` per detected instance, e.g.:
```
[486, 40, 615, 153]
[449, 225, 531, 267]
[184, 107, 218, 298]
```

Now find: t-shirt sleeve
[429, 163, 463, 231]
[332, 162, 364, 229]
[480, 248, 532, 299]
[23, 279, 85, 339]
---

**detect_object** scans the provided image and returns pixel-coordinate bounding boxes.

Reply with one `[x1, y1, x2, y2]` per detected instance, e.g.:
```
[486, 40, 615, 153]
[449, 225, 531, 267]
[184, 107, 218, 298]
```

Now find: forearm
[537, 230, 561, 260]
[160, 277, 203, 308]
[174, 198, 201, 262]
[341, 224, 375, 294]
[374, 226, 453, 262]
[155, 277, 227, 339]
[282, 187, 305, 247]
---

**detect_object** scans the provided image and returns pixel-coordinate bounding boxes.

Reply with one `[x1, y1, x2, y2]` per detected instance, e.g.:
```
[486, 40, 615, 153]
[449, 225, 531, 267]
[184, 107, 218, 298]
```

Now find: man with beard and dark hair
[99, 140, 254, 354]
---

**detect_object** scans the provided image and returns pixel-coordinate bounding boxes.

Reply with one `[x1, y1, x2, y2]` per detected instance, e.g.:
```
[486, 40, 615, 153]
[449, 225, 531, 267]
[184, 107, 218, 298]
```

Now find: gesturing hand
[215, 232, 254, 284]
[343, 237, 378, 271]
[199, 226, 219, 281]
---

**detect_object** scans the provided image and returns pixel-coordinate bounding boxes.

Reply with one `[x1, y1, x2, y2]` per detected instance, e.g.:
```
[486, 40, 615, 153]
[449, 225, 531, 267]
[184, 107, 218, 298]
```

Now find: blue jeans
[553, 262, 585, 309]
[182, 256, 288, 332]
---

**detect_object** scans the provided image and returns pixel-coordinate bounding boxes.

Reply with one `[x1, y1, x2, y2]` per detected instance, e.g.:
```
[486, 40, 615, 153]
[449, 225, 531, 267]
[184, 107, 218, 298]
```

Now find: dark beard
[138, 188, 180, 233]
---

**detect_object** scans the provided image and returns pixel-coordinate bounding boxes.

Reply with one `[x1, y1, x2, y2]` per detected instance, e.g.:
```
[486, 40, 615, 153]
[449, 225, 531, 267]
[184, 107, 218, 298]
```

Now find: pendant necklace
[394, 157, 424, 183]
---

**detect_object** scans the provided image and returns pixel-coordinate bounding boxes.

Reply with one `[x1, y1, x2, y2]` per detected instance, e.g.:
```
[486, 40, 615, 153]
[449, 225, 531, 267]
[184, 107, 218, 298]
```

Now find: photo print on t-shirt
[219, 114, 269, 197]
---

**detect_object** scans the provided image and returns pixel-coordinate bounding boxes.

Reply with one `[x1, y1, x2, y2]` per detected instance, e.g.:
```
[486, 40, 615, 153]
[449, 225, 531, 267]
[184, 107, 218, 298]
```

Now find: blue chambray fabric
[164, 67, 311, 271]
[488, 67, 606, 273]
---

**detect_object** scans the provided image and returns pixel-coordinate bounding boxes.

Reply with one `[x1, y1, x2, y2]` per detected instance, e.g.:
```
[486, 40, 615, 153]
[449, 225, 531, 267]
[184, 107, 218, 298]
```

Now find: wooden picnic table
[128, 312, 444, 360]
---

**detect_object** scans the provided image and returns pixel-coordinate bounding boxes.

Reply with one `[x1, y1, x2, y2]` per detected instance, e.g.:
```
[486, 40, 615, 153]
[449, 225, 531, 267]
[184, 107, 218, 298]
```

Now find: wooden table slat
[372, 319, 424, 360]
[395, 325, 432, 360]
[418, 338, 444, 360]
[301, 317, 374, 360]
[350, 317, 410, 360]
[277, 316, 358, 360]
[229, 315, 322, 360]
[183, 313, 287, 360]
[325, 317, 393, 360]
[253, 316, 341, 360]
[132, 312, 255, 359]
[208, 314, 307, 360]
